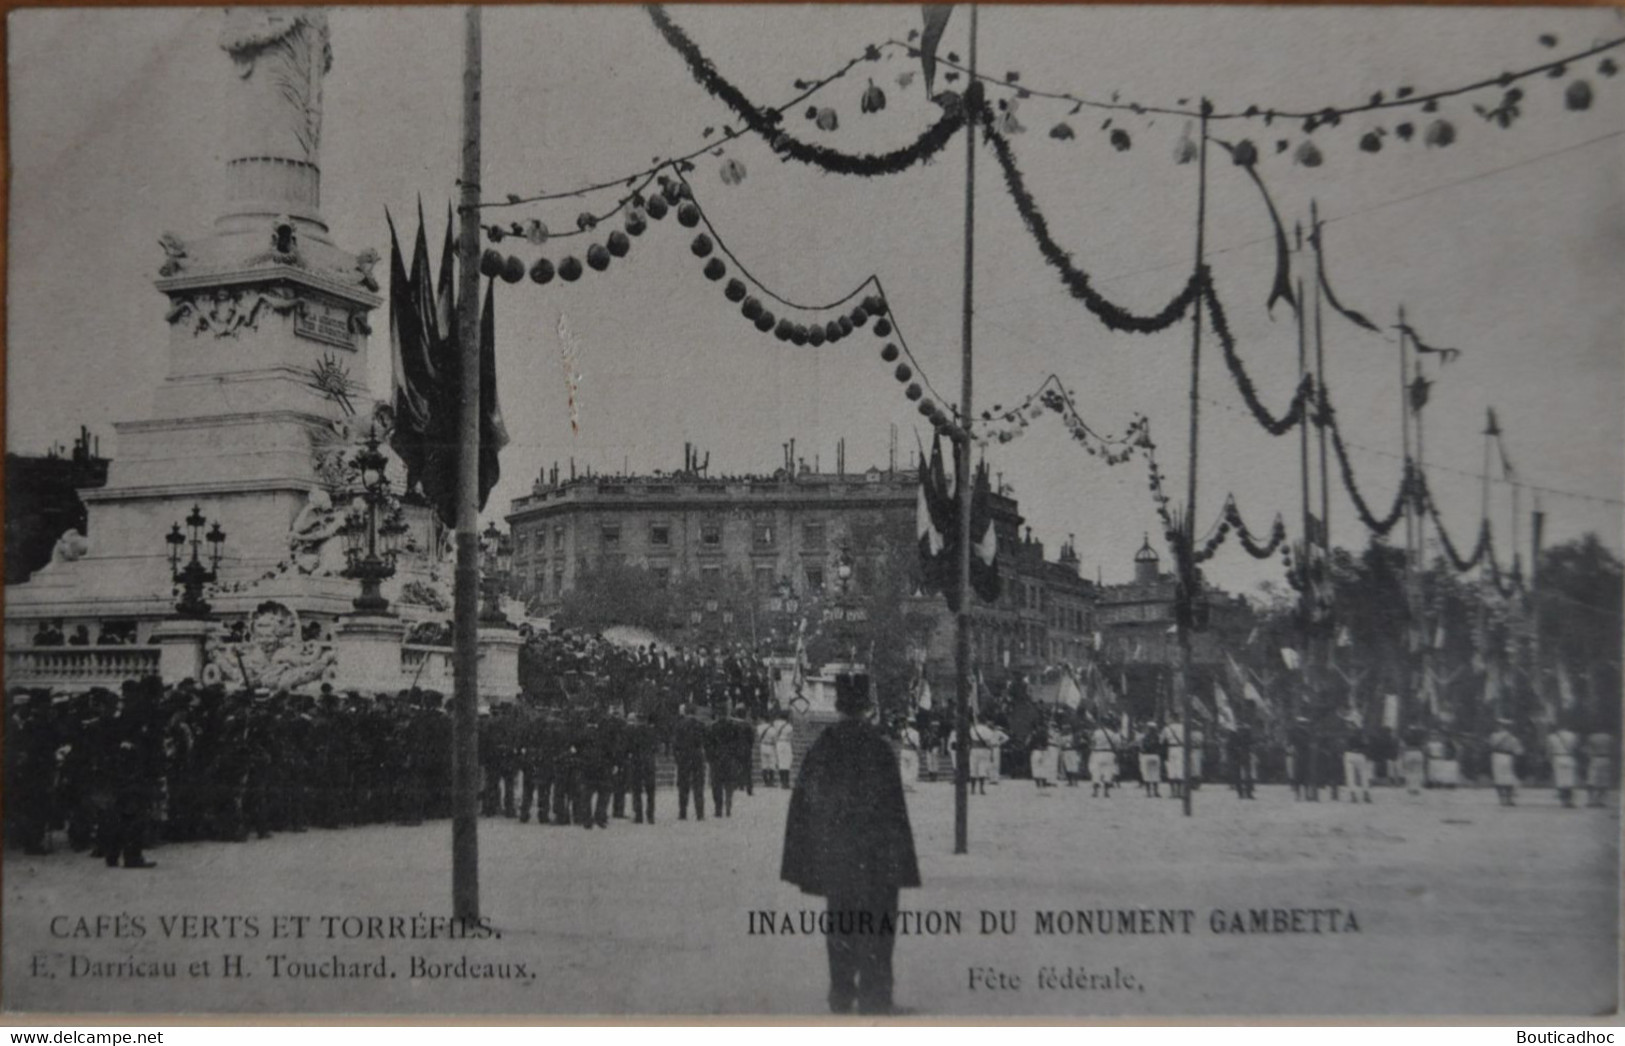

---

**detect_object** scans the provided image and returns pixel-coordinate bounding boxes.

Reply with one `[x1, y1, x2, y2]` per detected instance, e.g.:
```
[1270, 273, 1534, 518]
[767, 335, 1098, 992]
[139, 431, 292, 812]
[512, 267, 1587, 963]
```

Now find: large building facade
[506, 458, 918, 611]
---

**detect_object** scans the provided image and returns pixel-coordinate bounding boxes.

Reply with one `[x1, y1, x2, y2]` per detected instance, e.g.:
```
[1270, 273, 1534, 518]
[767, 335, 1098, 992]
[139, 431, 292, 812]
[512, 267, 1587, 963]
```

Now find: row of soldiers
[890, 706, 1616, 807]
[476, 702, 779, 826]
[4, 674, 803, 868]
[4, 678, 477, 867]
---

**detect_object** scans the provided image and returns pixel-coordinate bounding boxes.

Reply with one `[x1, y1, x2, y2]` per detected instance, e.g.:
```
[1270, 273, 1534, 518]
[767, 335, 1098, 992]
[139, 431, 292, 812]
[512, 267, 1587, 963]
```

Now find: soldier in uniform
[1400, 722, 1427, 796]
[1137, 721, 1163, 798]
[1488, 718, 1525, 806]
[625, 711, 658, 824]
[97, 693, 159, 869]
[1343, 718, 1373, 804]
[730, 706, 756, 798]
[672, 704, 708, 821]
[1583, 727, 1615, 808]
[604, 709, 630, 819]
[895, 717, 922, 793]
[781, 673, 919, 1016]
[757, 714, 778, 789]
[1089, 717, 1120, 798]
[705, 706, 738, 818]
[1547, 720, 1581, 808]
[1160, 713, 1187, 801]
[1288, 715, 1315, 801]
[1228, 719, 1257, 799]
[574, 713, 612, 829]
[772, 711, 796, 789]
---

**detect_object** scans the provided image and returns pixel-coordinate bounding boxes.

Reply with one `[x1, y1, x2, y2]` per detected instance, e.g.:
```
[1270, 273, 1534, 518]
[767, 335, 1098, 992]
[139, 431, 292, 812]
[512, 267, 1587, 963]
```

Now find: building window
[805, 566, 824, 590]
[755, 566, 776, 591]
[601, 524, 621, 546]
[652, 566, 671, 588]
[802, 522, 827, 551]
[700, 564, 722, 586]
[701, 522, 722, 547]
[553, 569, 564, 594]
[649, 523, 671, 547]
[553, 525, 565, 549]
[753, 522, 775, 549]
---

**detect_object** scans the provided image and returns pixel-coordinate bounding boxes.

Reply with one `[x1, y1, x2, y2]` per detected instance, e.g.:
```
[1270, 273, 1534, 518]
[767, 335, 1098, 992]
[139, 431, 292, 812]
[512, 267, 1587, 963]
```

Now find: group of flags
[387, 207, 509, 528]
[916, 435, 1000, 611]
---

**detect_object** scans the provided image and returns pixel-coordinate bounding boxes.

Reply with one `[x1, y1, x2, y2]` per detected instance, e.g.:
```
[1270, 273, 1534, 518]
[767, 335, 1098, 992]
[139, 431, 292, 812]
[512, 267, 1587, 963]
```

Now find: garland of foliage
[1192, 496, 1288, 563]
[647, 5, 967, 178]
[1200, 270, 1313, 437]
[981, 110, 1204, 335]
[1319, 389, 1412, 537]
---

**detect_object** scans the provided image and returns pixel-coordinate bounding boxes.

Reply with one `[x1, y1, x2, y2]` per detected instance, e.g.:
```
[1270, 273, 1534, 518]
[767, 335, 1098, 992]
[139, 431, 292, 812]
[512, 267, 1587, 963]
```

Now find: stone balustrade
[5, 646, 161, 689]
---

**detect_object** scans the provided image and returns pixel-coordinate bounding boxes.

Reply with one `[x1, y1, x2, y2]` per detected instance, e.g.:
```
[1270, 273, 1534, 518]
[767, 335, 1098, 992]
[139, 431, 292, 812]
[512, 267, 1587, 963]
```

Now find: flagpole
[1178, 100, 1210, 819]
[952, 2, 978, 857]
[451, 3, 483, 921]
[1295, 259, 1312, 730]
[1396, 309, 1419, 727]
[1311, 203, 1332, 677]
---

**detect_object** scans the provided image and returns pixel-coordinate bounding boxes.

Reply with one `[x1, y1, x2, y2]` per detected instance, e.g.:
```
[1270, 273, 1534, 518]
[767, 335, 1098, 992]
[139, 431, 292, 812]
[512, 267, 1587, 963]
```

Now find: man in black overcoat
[780, 673, 920, 1016]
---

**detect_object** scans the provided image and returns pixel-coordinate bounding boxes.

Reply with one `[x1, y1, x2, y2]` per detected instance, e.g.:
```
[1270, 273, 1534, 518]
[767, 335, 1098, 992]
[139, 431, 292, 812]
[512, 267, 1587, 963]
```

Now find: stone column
[476, 627, 523, 706]
[152, 618, 215, 684]
[333, 613, 408, 696]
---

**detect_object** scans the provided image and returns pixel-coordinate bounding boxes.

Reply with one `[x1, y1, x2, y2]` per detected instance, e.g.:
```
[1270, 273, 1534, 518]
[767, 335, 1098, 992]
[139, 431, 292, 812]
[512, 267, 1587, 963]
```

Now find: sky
[8, 4, 1624, 596]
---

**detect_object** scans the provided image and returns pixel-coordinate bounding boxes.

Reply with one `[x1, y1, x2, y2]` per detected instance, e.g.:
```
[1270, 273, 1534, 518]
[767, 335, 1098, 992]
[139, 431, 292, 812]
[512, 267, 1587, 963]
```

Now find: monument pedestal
[477, 627, 522, 706]
[333, 613, 409, 696]
[153, 618, 215, 684]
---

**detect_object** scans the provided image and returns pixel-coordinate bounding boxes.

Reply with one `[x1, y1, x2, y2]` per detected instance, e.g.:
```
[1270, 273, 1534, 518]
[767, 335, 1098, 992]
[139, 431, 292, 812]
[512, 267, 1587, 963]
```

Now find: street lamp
[166, 503, 226, 619]
[836, 548, 855, 595]
[479, 521, 510, 625]
[342, 435, 402, 614]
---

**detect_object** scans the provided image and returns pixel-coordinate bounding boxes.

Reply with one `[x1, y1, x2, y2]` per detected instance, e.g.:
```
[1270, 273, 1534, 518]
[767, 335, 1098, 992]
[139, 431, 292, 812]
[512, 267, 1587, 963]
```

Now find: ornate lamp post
[827, 546, 867, 664]
[479, 521, 511, 626]
[166, 504, 226, 619]
[342, 435, 403, 614]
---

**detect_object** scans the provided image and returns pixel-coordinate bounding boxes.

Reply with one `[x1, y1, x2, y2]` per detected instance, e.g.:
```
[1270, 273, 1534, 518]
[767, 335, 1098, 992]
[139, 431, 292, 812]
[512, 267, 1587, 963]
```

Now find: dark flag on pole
[918, 5, 954, 96]
[386, 207, 508, 528]
[916, 434, 1000, 611]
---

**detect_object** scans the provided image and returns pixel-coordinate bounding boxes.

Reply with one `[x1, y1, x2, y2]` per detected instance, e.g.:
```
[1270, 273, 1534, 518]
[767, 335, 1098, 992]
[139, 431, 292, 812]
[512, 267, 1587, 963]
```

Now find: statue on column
[218, 9, 332, 165]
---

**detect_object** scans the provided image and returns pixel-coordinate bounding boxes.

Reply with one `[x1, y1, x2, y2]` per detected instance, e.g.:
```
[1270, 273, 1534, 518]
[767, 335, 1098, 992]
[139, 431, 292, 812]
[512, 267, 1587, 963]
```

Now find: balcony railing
[5, 646, 161, 689]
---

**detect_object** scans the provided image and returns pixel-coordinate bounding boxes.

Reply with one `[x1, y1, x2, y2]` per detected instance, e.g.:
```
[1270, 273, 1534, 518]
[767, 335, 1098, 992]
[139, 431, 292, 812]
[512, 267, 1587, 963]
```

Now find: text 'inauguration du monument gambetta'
[747, 905, 1363, 938]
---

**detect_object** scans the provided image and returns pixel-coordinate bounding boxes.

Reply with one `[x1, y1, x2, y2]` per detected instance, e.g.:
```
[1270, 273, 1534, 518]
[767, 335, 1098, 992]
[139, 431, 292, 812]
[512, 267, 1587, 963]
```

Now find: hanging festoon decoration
[889, 23, 1621, 179]
[860, 78, 887, 114]
[718, 157, 747, 185]
[646, 5, 969, 179]
[1200, 270, 1314, 437]
[1193, 496, 1289, 563]
[981, 105, 1203, 334]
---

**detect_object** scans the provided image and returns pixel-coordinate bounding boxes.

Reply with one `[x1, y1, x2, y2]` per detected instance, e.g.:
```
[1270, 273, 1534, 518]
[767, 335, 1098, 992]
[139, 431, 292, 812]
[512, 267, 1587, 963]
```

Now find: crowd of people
[886, 703, 1617, 809]
[2, 657, 803, 869]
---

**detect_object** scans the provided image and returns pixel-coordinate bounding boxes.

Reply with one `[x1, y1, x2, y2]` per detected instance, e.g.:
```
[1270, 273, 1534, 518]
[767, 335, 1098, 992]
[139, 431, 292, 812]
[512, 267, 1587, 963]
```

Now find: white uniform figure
[772, 717, 795, 789]
[897, 724, 922, 792]
[1489, 723, 1524, 806]
[1029, 729, 1058, 788]
[968, 722, 997, 794]
[1089, 725, 1120, 797]
[987, 725, 1008, 784]
[1547, 727, 1580, 808]
[756, 719, 777, 788]
[1161, 719, 1188, 799]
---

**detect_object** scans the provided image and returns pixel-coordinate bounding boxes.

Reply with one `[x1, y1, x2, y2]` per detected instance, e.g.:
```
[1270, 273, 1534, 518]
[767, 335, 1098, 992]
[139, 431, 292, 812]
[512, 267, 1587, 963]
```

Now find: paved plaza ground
[3, 779, 1618, 1017]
